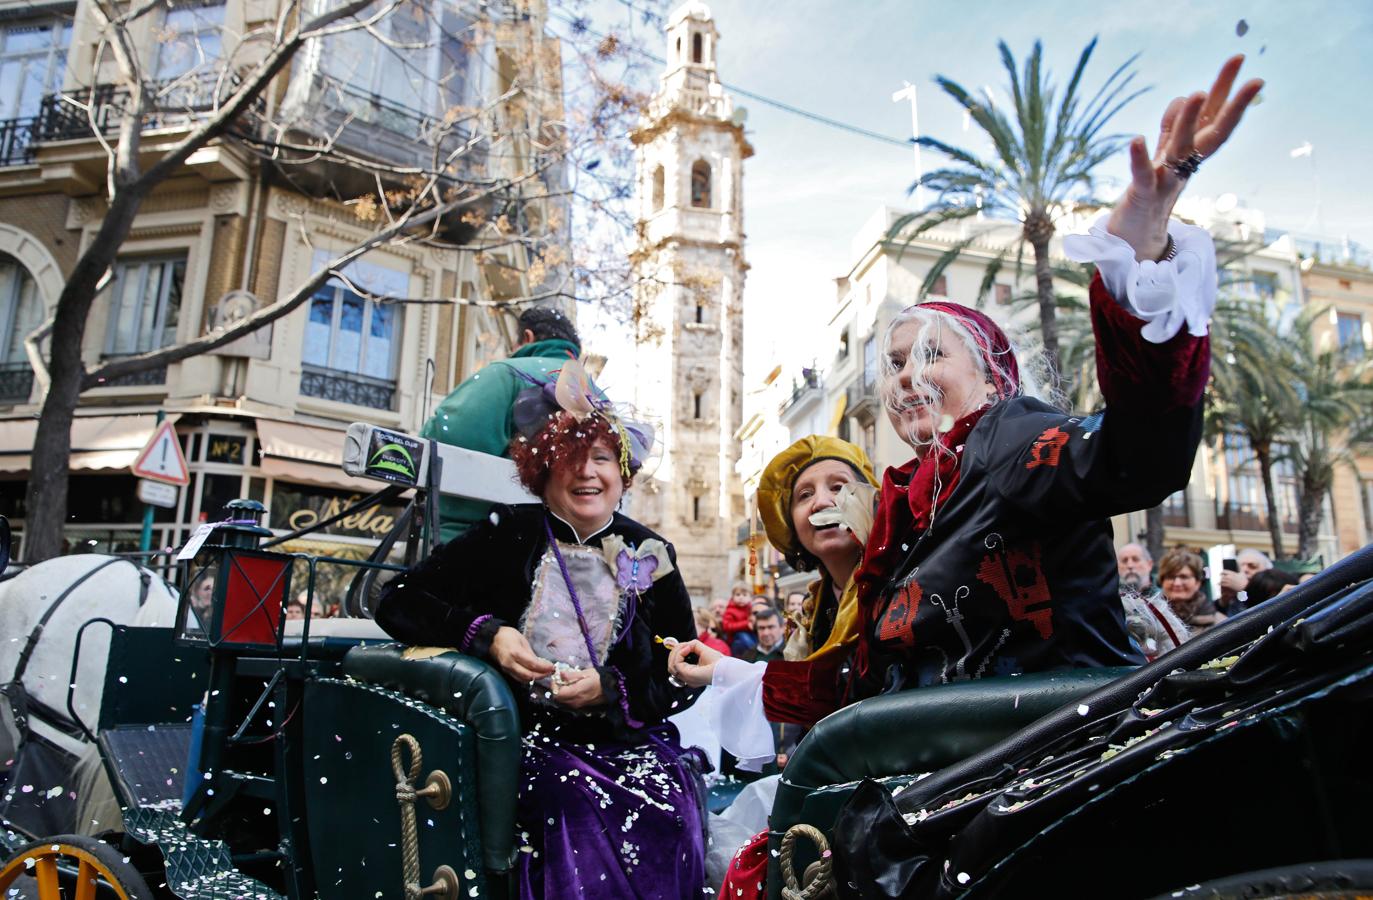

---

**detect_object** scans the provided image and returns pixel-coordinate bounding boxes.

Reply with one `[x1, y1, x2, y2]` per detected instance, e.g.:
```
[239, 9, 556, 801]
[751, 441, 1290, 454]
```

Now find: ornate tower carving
[627, 2, 750, 601]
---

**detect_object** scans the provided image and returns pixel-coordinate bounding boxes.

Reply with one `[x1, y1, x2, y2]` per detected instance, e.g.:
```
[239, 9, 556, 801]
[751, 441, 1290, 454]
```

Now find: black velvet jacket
[374, 503, 701, 743]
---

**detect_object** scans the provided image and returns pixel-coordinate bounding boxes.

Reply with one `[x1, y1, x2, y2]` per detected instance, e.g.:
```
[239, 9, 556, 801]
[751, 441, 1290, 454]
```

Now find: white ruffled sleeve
[706, 655, 775, 773]
[1062, 215, 1217, 344]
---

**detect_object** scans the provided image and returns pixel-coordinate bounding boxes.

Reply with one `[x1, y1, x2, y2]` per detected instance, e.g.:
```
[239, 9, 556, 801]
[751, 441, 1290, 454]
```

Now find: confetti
[1235, 19, 1249, 37]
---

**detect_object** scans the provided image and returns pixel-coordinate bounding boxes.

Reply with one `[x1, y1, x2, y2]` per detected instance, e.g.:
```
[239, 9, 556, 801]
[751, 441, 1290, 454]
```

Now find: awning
[0, 413, 177, 474]
[256, 419, 380, 492]
[827, 395, 848, 436]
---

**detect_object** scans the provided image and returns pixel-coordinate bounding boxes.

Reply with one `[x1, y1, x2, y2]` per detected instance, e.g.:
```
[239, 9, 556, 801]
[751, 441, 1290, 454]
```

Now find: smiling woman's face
[790, 459, 862, 562]
[884, 316, 995, 449]
[543, 437, 624, 535]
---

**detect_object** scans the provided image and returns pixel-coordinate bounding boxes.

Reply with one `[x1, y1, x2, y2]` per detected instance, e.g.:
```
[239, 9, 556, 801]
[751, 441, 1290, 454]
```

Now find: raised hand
[1107, 55, 1264, 261]
[490, 626, 556, 682]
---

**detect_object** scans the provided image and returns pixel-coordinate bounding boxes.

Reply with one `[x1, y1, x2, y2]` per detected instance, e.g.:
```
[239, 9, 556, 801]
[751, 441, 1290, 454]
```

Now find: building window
[690, 160, 711, 208]
[1252, 270, 1278, 302]
[694, 302, 703, 324]
[693, 391, 703, 419]
[651, 165, 665, 212]
[0, 18, 70, 165]
[692, 495, 700, 521]
[862, 334, 877, 390]
[315, 1, 472, 130]
[153, 1, 225, 84]
[995, 283, 1012, 305]
[301, 279, 403, 410]
[1161, 487, 1189, 527]
[104, 255, 186, 358]
[0, 19, 71, 120]
[1217, 432, 1299, 534]
[691, 32, 703, 64]
[0, 256, 40, 400]
[1336, 312, 1365, 361]
[930, 275, 948, 297]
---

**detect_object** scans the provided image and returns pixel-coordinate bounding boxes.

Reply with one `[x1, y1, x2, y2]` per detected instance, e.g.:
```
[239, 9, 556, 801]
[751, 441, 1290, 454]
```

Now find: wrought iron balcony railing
[0, 362, 34, 401]
[95, 356, 168, 388]
[0, 116, 38, 167]
[1214, 501, 1299, 535]
[36, 71, 255, 144]
[300, 365, 396, 411]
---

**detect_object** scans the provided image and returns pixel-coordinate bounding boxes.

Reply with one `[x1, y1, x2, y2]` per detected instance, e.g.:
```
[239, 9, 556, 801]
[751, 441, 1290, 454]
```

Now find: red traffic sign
[131, 420, 190, 486]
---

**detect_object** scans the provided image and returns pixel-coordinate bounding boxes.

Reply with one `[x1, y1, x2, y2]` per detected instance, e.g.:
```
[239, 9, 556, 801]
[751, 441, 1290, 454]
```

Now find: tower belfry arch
[627, 2, 751, 602]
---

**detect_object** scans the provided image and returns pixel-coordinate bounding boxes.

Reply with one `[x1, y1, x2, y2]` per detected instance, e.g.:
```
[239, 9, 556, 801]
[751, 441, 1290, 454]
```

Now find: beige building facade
[0, 0, 567, 564]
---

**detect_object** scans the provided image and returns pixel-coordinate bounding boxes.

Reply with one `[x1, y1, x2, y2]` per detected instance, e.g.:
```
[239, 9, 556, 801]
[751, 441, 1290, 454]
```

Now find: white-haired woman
[673, 56, 1263, 726]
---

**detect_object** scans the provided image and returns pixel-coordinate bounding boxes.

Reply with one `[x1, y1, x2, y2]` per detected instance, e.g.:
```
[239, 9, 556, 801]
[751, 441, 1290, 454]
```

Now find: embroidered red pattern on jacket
[1025, 426, 1070, 470]
[877, 578, 923, 647]
[976, 542, 1054, 639]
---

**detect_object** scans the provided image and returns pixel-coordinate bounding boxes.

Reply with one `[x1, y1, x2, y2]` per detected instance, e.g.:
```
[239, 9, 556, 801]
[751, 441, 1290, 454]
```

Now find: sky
[578, 0, 1373, 394]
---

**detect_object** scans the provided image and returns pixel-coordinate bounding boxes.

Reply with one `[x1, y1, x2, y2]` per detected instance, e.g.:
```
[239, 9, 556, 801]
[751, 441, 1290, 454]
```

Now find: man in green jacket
[421, 307, 580, 542]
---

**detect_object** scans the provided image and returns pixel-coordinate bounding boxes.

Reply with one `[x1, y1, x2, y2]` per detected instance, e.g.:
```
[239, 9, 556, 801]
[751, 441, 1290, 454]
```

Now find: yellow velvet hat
[758, 436, 877, 566]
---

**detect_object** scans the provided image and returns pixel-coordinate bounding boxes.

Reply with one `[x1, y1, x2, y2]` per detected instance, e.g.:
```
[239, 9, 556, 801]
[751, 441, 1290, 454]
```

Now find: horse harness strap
[9, 557, 142, 686]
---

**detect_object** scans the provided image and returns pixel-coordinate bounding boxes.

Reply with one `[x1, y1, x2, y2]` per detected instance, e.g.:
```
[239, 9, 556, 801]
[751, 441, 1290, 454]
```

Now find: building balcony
[0, 116, 38, 167]
[845, 380, 881, 425]
[299, 365, 396, 411]
[1214, 501, 1299, 535]
[779, 369, 821, 425]
[0, 363, 34, 401]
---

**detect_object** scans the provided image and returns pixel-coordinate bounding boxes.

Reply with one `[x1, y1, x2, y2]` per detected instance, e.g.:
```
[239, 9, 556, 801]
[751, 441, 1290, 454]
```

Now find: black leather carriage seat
[341, 644, 523, 876]
[766, 666, 1135, 898]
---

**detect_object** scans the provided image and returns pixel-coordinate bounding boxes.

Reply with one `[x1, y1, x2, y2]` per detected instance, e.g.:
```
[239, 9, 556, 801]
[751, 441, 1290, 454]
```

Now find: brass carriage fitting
[415, 769, 452, 810]
[419, 865, 460, 899]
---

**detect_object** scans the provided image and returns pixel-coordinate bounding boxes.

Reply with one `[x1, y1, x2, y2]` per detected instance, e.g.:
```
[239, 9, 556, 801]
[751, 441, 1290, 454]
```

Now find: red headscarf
[913, 301, 1021, 401]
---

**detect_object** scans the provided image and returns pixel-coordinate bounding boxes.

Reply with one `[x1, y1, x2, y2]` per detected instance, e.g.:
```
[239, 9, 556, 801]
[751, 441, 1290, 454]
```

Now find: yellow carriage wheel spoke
[75, 858, 99, 900]
[33, 854, 60, 898]
[0, 842, 139, 900]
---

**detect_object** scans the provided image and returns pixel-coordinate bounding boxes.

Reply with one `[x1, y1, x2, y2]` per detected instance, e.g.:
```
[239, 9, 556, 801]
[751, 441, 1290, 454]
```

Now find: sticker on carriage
[363, 427, 426, 486]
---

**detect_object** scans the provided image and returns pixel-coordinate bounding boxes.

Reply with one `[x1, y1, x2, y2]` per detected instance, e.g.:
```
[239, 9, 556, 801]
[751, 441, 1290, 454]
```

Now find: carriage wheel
[0, 834, 154, 900]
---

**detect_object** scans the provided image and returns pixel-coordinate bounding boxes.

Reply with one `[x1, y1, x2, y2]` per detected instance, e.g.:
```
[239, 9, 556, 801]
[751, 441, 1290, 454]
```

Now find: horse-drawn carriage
[2, 423, 1372, 899]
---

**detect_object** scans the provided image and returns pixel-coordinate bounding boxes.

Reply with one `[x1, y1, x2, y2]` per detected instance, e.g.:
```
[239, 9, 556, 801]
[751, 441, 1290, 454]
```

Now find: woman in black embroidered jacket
[671, 55, 1265, 724]
[375, 407, 705, 900]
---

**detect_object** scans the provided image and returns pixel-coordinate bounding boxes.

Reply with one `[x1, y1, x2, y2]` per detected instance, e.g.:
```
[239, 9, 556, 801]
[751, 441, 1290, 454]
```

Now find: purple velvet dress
[375, 506, 708, 899]
[515, 719, 707, 899]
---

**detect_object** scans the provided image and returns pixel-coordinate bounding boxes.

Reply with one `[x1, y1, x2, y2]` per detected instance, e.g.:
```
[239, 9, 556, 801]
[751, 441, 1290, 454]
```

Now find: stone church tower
[627, 2, 750, 602]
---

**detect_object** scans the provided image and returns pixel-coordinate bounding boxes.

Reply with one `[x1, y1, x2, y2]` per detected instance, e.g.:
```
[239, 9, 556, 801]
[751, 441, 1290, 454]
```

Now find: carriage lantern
[175, 498, 293, 651]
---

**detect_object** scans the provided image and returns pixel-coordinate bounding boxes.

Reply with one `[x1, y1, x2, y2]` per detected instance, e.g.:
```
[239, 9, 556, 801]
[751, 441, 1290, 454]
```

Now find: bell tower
[627, 2, 751, 602]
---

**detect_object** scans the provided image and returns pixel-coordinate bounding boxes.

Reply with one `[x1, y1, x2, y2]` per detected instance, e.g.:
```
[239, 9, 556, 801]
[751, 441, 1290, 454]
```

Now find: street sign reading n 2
[137, 478, 179, 509]
[131, 420, 190, 486]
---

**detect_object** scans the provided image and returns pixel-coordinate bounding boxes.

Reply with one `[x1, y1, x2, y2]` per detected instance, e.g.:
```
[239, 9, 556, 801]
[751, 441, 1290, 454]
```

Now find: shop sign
[206, 433, 248, 465]
[270, 483, 403, 541]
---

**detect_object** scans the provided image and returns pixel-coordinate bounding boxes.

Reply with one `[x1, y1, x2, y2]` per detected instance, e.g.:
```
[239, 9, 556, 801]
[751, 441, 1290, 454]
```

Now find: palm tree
[888, 37, 1146, 374]
[1207, 298, 1298, 560]
[1282, 319, 1373, 560]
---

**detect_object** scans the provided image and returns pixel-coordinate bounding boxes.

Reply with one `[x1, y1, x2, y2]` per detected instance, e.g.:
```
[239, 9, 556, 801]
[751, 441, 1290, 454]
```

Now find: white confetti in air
[319, 777, 328, 785]
[1077, 704, 1090, 716]
[957, 872, 971, 884]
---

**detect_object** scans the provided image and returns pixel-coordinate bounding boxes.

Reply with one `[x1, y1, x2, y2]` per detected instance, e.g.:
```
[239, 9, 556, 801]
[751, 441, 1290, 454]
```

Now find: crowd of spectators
[1115, 542, 1304, 657]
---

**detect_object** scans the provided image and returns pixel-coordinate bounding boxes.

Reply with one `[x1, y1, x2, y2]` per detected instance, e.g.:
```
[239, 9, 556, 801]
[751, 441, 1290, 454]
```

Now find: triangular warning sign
[131, 420, 190, 486]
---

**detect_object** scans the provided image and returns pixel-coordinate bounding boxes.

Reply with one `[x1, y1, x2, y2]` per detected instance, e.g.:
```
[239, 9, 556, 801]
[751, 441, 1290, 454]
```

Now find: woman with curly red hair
[376, 395, 707, 899]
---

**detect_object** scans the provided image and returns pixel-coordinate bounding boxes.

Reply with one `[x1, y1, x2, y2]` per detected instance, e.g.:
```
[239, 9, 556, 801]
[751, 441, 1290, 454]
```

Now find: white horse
[1, 555, 179, 833]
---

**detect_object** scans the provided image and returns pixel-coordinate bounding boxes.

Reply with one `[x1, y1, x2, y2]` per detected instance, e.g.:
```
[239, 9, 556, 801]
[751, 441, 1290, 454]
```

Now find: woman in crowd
[1159, 547, 1227, 632]
[672, 53, 1261, 748]
[375, 378, 705, 899]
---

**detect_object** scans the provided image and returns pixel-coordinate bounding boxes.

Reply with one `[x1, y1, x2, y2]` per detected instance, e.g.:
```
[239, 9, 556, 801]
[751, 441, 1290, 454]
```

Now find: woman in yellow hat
[671, 435, 876, 771]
